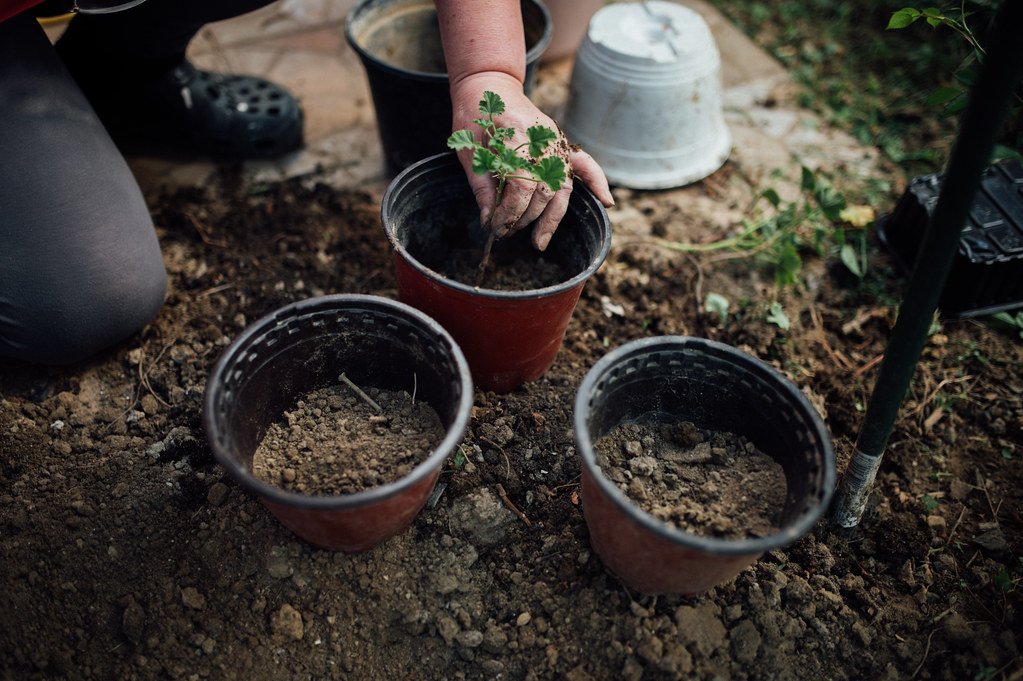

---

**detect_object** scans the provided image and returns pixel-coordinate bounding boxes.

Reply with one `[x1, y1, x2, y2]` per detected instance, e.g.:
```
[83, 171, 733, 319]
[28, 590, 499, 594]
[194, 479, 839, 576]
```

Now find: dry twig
[496, 483, 532, 527]
[480, 436, 512, 478]
[910, 628, 938, 679]
[810, 305, 854, 371]
[339, 373, 382, 413]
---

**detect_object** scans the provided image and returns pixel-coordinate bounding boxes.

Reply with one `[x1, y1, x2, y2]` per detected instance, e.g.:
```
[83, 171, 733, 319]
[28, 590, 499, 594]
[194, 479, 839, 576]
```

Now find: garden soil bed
[1, 170, 1021, 680]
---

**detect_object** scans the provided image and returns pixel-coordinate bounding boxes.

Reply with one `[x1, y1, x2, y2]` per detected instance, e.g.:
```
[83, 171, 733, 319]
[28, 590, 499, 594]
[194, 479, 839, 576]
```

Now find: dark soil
[1, 169, 1021, 681]
[594, 420, 787, 539]
[251, 383, 444, 496]
[445, 242, 573, 290]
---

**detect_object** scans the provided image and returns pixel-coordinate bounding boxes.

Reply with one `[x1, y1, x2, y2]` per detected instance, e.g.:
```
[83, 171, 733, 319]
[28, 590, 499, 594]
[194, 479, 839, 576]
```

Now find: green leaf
[926, 86, 962, 107]
[992, 145, 1023, 163]
[704, 293, 730, 323]
[526, 125, 558, 157]
[761, 188, 781, 208]
[491, 127, 515, 143]
[800, 166, 816, 191]
[815, 182, 847, 221]
[471, 147, 498, 176]
[533, 156, 567, 192]
[479, 91, 505, 117]
[766, 302, 790, 331]
[887, 8, 920, 29]
[840, 243, 865, 278]
[447, 129, 477, 151]
[921, 494, 939, 512]
[773, 241, 802, 286]
[498, 144, 531, 173]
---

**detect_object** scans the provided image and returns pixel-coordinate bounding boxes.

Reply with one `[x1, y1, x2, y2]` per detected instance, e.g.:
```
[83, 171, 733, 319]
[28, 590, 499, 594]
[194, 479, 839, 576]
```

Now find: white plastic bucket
[562, 1, 731, 189]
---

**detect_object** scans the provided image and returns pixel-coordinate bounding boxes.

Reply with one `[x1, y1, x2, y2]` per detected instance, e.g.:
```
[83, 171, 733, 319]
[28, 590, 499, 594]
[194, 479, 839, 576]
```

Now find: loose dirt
[1, 168, 1020, 681]
[251, 383, 444, 496]
[594, 420, 787, 539]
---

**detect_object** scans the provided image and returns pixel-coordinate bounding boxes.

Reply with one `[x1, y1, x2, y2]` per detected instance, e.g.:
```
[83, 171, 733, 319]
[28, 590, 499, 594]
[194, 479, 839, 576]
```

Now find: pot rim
[344, 0, 552, 83]
[382, 151, 613, 301]
[203, 293, 474, 511]
[574, 335, 837, 556]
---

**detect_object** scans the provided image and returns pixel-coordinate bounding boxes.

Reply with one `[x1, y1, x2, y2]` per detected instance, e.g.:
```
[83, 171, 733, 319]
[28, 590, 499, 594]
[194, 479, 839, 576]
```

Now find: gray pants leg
[0, 13, 167, 365]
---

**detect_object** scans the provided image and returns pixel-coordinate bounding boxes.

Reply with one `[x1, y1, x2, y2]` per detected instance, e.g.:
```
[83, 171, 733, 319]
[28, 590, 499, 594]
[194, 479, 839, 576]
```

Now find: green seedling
[766, 301, 791, 331]
[704, 292, 730, 324]
[637, 166, 871, 289]
[447, 91, 567, 284]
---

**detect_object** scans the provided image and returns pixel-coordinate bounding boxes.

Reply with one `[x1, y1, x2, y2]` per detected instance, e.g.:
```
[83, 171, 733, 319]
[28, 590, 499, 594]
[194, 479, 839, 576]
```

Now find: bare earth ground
[1, 156, 1021, 680]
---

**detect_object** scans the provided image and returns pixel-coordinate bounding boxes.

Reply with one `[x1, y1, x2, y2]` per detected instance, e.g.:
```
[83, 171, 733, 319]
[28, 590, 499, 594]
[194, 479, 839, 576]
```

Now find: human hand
[450, 73, 614, 251]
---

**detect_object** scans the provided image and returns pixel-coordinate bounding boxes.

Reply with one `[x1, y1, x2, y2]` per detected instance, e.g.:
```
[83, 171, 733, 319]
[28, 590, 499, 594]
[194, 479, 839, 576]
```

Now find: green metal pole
[832, 0, 1023, 528]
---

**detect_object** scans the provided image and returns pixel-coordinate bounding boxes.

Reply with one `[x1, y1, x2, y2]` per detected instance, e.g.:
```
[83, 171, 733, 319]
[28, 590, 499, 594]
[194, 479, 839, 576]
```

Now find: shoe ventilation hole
[267, 106, 280, 116]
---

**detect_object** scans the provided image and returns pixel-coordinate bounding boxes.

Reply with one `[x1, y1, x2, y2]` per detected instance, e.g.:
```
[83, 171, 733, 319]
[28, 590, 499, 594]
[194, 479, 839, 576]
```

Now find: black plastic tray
[876, 159, 1023, 318]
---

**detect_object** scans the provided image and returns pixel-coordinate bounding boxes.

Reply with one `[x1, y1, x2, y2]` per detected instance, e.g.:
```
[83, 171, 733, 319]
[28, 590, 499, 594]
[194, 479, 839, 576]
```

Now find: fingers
[511, 181, 554, 233]
[569, 147, 615, 208]
[489, 174, 536, 236]
[531, 176, 573, 251]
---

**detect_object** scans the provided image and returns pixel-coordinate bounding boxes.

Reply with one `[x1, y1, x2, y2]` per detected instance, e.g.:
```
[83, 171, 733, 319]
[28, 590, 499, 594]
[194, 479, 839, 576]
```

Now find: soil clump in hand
[252, 383, 445, 496]
[594, 419, 787, 539]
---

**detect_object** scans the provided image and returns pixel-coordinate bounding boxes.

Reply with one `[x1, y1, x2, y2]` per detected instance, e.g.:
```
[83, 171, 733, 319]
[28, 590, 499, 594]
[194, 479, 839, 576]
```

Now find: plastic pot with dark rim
[203, 295, 473, 552]
[574, 336, 836, 595]
[345, 0, 552, 176]
[382, 151, 612, 394]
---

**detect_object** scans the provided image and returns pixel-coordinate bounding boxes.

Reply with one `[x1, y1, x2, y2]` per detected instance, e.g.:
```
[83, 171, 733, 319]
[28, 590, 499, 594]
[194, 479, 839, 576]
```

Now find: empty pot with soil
[345, 0, 552, 175]
[574, 336, 836, 595]
[203, 294, 472, 551]
[381, 151, 612, 393]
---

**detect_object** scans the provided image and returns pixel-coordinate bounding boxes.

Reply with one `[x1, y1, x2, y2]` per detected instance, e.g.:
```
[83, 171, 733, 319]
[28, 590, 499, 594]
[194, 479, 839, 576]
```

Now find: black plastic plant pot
[876, 159, 1023, 318]
[382, 151, 612, 393]
[345, 0, 552, 176]
[203, 295, 473, 552]
[574, 336, 836, 595]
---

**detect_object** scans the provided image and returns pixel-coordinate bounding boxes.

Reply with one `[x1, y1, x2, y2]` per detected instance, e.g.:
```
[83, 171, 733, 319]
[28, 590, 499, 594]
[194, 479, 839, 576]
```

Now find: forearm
[434, 0, 525, 89]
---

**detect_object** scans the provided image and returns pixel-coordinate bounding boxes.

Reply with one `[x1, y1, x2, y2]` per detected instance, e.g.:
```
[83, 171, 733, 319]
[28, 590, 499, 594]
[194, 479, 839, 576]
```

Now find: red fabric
[1, 0, 46, 24]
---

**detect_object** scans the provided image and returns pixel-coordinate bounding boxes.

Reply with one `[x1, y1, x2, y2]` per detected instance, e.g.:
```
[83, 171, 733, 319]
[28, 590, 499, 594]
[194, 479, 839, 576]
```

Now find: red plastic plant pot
[574, 336, 836, 595]
[381, 152, 612, 393]
[203, 295, 473, 552]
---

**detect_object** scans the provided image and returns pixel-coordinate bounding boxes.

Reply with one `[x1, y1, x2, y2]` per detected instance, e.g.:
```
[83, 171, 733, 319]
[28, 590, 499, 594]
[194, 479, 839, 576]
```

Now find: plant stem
[475, 231, 497, 288]
[475, 179, 506, 287]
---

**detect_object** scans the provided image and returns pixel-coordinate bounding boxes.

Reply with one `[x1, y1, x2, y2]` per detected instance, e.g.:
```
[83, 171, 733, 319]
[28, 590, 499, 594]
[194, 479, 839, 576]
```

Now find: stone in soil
[251, 382, 445, 496]
[594, 419, 787, 539]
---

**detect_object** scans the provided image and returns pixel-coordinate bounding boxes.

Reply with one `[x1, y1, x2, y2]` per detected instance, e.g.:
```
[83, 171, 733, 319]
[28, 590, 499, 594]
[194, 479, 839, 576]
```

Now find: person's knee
[2, 252, 167, 366]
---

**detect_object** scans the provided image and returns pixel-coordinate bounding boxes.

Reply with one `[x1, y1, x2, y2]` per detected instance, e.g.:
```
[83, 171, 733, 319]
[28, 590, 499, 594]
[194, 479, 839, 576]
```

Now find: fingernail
[481, 206, 492, 227]
[537, 232, 552, 251]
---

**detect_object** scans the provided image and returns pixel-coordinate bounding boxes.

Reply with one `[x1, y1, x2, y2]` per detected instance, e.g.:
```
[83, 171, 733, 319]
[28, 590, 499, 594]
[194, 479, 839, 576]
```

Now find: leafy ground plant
[642, 167, 872, 289]
[447, 91, 566, 285]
